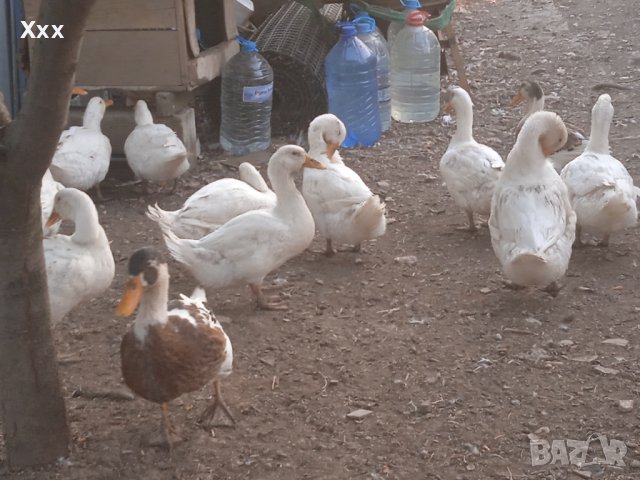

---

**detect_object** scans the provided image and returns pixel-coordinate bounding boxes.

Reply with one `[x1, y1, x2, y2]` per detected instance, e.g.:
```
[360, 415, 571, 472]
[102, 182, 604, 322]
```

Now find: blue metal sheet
[0, 0, 26, 117]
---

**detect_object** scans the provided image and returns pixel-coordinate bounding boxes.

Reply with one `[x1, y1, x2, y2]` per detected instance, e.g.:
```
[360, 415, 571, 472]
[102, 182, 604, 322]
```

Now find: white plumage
[50, 97, 112, 197]
[302, 114, 386, 255]
[560, 94, 637, 246]
[147, 162, 275, 239]
[440, 86, 504, 231]
[44, 188, 115, 325]
[489, 111, 576, 288]
[124, 100, 189, 184]
[158, 145, 324, 309]
[41, 169, 65, 236]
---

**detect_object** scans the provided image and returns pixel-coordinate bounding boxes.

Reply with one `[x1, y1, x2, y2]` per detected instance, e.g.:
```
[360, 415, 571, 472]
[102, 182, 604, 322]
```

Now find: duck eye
[143, 266, 158, 285]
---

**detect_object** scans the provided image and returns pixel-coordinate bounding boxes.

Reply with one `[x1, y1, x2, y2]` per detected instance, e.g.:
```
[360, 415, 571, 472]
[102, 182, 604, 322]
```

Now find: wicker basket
[252, 2, 345, 136]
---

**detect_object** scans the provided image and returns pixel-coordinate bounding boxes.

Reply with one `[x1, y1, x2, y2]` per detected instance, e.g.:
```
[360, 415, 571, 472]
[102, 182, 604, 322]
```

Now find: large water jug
[390, 10, 441, 123]
[219, 36, 274, 155]
[354, 10, 386, 43]
[356, 16, 391, 132]
[386, 0, 422, 47]
[324, 22, 381, 148]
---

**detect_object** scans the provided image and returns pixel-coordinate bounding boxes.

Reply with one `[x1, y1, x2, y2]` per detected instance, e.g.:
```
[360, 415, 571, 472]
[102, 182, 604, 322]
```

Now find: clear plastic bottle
[356, 16, 391, 132]
[324, 22, 381, 147]
[390, 10, 441, 123]
[219, 36, 274, 155]
[386, 0, 422, 48]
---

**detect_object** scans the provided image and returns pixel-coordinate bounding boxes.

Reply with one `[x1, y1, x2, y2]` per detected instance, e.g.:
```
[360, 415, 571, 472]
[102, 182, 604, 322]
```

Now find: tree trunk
[0, 0, 96, 468]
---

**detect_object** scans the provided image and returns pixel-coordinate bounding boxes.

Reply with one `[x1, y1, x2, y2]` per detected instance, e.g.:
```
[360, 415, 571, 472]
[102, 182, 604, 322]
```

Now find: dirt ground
[3, 0, 640, 479]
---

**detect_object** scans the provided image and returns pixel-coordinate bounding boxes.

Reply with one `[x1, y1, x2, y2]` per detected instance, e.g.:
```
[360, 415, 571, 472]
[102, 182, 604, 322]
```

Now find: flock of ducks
[441, 82, 637, 291]
[40, 105, 387, 446]
[37, 79, 638, 448]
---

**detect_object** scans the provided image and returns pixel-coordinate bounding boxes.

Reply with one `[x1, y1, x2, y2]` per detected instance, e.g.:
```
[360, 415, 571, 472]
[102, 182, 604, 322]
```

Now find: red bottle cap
[405, 10, 427, 26]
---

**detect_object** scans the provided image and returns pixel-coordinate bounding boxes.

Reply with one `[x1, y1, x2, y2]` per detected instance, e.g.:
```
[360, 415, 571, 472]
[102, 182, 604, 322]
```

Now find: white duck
[440, 86, 505, 231]
[147, 162, 276, 239]
[302, 114, 386, 255]
[44, 188, 115, 325]
[50, 96, 112, 199]
[159, 145, 325, 309]
[41, 169, 65, 236]
[124, 100, 189, 191]
[560, 94, 638, 247]
[116, 248, 234, 448]
[511, 80, 588, 172]
[489, 111, 576, 289]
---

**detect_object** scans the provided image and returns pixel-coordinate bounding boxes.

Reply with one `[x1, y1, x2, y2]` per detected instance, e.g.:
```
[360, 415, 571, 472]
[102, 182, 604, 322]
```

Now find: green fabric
[349, 0, 456, 31]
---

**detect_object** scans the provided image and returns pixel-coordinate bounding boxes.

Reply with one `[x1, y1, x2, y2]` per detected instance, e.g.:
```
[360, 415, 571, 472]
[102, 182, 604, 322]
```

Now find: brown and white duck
[116, 247, 234, 449]
[511, 80, 588, 172]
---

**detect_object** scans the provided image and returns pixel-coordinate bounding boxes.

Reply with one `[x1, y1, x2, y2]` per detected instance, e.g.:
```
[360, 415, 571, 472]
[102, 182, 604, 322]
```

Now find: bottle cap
[355, 16, 376, 34]
[401, 0, 422, 9]
[235, 35, 258, 52]
[405, 10, 427, 26]
[336, 21, 357, 37]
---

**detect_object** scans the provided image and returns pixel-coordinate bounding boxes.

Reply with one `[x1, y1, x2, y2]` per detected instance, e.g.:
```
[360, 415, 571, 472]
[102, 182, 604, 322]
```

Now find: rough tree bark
[0, 0, 96, 468]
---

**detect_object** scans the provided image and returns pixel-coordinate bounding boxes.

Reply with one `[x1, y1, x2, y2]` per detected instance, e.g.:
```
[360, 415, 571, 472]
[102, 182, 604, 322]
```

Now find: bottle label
[242, 83, 273, 103]
[378, 87, 391, 102]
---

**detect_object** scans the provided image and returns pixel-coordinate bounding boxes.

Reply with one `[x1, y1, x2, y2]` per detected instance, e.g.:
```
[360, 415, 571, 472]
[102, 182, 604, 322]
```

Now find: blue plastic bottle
[219, 36, 274, 155]
[354, 10, 386, 43]
[387, 0, 422, 47]
[324, 22, 381, 148]
[355, 16, 391, 132]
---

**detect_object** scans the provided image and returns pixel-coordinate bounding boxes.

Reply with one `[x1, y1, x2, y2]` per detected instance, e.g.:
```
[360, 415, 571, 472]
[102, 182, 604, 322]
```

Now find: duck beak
[326, 142, 340, 161]
[511, 92, 525, 106]
[442, 101, 453, 114]
[542, 146, 557, 157]
[104, 99, 114, 107]
[303, 155, 326, 170]
[46, 211, 62, 227]
[71, 87, 88, 96]
[115, 275, 144, 317]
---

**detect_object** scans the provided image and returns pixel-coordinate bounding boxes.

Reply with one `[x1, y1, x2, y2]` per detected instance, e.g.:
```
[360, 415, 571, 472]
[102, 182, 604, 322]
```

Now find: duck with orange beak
[302, 114, 387, 255]
[440, 86, 504, 232]
[44, 188, 115, 325]
[116, 247, 234, 450]
[511, 80, 588, 172]
[50, 96, 113, 200]
[158, 145, 325, 310]
[489, 111, 576, 292]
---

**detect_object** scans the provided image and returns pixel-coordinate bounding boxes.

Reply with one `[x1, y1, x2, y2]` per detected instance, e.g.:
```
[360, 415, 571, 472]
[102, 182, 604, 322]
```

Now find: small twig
[592, 82, 631, 91]
[572, 469, 592, 479]
[72, 387, 134, 401]
[57, 354, 82, 365]
[612, 135, 640, 142]
[271, 375, 279, 390]
[219, 161, 240, 171]
[502, 327, 536, 335]
[376, 307, 401, 315]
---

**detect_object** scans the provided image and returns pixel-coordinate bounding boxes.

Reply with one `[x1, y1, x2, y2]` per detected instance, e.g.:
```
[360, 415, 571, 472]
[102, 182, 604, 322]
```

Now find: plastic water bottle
[390, 10, 441, 123]
[386, 0, 422, 47]
[356, 16, 391, 132]
[354, 11, 386, 43]
[219, 36, 273, 155]
[325, 22, 381, 147]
